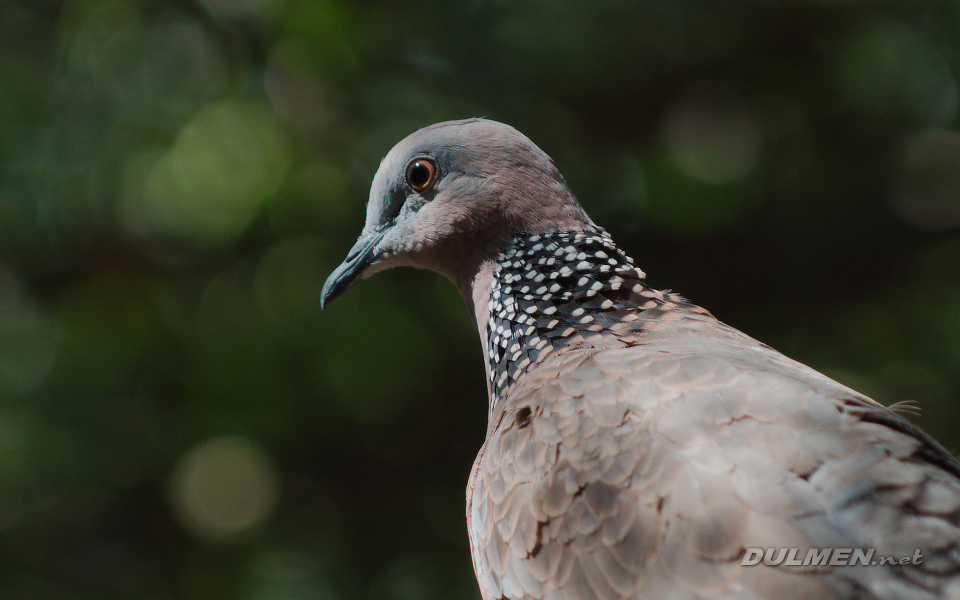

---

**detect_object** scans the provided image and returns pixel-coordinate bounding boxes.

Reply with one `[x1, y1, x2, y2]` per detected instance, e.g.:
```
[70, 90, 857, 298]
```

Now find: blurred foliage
[0, 0, 959, 598]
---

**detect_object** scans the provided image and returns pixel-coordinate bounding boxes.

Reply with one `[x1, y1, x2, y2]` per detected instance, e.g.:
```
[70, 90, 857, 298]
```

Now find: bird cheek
[380, 221, 431, 258]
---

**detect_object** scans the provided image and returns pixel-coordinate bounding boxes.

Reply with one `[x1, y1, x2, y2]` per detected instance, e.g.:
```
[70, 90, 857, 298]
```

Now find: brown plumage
[322, 119, 960, 600]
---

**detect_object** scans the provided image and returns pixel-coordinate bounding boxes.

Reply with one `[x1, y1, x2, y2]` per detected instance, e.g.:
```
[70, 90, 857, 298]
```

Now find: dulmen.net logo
[741, 548, 924, 567]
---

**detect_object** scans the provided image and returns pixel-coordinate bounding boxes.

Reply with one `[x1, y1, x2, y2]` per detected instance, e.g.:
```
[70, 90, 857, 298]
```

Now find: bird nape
[321, 119, 960, 600]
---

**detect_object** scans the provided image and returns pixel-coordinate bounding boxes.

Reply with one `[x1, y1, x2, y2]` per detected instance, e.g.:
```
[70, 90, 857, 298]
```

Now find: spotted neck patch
[485, 225, 704, 403]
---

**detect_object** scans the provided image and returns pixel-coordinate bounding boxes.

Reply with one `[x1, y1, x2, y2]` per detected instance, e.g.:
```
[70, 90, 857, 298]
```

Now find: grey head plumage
[320, 118, 589, 311]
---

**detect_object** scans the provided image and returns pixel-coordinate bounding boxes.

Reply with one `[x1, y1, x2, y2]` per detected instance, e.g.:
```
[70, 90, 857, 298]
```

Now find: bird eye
[405, 158, 437, 193]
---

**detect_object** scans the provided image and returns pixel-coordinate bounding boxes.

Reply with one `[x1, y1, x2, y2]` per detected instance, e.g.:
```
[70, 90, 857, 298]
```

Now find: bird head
[320, 118, 589, 308]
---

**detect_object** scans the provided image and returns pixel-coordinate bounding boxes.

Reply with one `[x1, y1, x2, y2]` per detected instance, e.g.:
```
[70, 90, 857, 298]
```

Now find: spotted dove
[321, 119, 960, 600]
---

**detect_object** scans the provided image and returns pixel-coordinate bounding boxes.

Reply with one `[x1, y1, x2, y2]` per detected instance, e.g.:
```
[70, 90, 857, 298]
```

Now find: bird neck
[472, 224, 694, 406]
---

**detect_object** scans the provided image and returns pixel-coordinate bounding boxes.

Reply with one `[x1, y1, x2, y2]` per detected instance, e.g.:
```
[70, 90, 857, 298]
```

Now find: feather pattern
[467, 228, 960, 600]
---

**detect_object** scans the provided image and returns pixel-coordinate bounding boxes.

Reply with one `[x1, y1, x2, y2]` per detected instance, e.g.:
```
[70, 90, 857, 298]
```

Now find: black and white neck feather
[483, 223, 711, 403]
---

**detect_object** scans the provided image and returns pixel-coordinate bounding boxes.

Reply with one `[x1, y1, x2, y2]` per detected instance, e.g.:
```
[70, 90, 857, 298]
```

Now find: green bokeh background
[2, 1, 960, 598]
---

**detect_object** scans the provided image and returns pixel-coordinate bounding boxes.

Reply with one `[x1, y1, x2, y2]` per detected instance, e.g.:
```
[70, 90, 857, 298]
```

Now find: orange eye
[405, 158, 437, 192]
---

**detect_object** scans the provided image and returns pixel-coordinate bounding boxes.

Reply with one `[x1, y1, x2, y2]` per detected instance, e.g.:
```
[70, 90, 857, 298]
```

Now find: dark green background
[1, 0, 960, 598]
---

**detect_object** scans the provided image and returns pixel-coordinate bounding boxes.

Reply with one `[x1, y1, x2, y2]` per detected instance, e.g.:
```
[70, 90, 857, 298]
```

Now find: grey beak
[320, 230, 386, 309]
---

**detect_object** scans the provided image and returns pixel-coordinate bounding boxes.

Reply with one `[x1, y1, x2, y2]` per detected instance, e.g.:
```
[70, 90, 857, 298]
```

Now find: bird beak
[320, 229, 386, 309]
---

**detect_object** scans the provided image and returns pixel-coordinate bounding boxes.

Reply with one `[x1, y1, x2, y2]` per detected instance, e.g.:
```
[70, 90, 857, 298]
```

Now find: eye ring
[405, 157, 437, 193]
